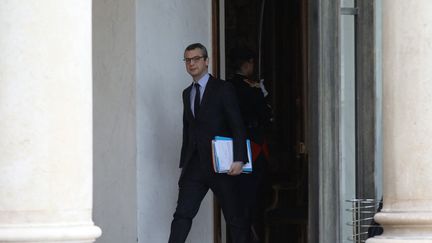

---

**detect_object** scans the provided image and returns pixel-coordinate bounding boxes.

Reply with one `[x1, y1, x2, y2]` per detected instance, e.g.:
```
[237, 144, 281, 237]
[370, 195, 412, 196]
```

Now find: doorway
[217, 0, 309, 242]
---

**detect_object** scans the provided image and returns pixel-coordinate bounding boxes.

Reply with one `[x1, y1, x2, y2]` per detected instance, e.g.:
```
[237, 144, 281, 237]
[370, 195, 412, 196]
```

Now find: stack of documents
[211, 136, 253, 173]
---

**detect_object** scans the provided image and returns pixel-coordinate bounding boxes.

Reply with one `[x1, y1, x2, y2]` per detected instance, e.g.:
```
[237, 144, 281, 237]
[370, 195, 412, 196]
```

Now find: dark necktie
[194, 83, 200, 117]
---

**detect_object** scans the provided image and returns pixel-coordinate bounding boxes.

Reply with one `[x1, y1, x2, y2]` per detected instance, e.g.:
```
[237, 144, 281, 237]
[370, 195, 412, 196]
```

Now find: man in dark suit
[168, 43, 250, 243]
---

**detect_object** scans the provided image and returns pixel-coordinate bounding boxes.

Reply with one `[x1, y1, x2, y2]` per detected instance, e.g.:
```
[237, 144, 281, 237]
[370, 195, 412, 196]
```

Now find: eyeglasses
[183, 56, 206, 64]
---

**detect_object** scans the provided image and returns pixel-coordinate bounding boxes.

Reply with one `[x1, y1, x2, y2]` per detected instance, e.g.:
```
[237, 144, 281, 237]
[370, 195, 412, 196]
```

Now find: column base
[0, 224, 101, 242]
[368, 237, 432, 243]
[367, 211, 432, 243]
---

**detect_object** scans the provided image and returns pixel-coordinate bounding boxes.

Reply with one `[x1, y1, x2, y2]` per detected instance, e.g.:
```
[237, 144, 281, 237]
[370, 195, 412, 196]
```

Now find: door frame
[210, 0, 328, 242]
[308, 1, 378, 242]
[355, 0, 378, 201]
[211, 1, 222, 243]
[308, 1, 341, 242]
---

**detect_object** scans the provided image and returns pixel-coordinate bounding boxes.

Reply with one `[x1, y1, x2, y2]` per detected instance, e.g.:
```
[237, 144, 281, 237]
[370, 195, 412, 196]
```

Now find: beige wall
[136, 0, 214, 242]
[93, 0, 138, 242]
[93, 0, 214, 242]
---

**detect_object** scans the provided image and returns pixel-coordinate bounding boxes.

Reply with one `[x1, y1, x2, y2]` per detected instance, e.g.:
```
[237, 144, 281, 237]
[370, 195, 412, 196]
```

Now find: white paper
[212, 136, 252, 173]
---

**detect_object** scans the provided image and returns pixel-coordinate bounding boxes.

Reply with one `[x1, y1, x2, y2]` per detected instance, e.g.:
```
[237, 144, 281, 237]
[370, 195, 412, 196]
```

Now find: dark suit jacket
[179, 75, 248, 169]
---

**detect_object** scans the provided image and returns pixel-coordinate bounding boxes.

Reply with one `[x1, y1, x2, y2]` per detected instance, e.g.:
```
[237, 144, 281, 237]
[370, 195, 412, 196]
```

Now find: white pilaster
[367, 0, 432, 242]
[0, 1, 101, 242]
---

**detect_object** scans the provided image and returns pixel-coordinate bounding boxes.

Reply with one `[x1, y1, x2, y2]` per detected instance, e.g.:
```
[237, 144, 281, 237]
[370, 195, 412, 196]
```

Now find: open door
[213, 0, 310, 242]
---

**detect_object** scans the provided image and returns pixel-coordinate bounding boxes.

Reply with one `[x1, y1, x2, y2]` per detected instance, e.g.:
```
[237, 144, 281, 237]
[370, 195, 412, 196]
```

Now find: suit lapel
[184, 84, 194, 120]
[199, 76, 216, 112]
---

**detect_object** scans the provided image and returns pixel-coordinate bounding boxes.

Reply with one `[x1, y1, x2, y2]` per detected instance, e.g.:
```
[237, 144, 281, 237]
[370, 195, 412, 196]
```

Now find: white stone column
[0, 1, 101, 242]
[367, 0, 432, 242]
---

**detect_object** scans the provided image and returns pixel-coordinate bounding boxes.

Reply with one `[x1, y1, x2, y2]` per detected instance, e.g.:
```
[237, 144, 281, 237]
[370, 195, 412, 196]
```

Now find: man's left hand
[228, 161, 244, 176]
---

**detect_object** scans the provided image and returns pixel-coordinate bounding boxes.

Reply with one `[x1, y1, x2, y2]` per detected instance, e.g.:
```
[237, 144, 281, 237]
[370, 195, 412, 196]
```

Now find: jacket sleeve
[221, 82, 248, 163]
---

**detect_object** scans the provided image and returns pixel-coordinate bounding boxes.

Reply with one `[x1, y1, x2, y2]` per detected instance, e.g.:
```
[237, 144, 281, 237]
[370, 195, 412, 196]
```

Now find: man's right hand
[227, 161, 244, 176]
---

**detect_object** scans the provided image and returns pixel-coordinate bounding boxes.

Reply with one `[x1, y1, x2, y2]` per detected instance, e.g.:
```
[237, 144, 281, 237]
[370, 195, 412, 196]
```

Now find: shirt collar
[193, 73, 210, 89]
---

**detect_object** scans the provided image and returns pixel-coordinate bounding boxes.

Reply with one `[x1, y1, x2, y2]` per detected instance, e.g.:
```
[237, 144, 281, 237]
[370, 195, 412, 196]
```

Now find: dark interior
[225, 0, 309, 242]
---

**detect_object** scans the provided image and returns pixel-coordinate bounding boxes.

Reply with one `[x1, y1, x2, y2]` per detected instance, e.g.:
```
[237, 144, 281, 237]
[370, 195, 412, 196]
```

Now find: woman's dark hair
[230, 47, 255, 70]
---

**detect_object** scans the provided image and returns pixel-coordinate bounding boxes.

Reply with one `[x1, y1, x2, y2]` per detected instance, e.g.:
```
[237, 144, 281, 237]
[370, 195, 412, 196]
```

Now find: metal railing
[346, 199, 381, 243]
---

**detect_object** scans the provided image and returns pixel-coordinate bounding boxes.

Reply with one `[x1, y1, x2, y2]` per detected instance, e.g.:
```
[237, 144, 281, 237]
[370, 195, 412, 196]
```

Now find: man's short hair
[185, 43, 208, 58]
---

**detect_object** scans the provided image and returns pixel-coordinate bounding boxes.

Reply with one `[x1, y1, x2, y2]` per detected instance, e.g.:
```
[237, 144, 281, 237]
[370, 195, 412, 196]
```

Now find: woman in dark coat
[228, 47, 272, 242]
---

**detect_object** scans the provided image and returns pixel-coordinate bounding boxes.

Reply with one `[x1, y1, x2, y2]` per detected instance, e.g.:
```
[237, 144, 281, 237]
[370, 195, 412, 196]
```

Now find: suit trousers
[168, 152, 250, 243]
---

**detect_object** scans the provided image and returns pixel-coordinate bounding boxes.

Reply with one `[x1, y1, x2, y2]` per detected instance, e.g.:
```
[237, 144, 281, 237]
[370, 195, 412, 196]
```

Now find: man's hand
[228, 161, 244, 176]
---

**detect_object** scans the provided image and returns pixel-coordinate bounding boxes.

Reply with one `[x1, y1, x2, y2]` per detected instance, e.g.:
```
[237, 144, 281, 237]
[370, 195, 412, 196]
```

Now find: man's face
[184, 48, 209, 81]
